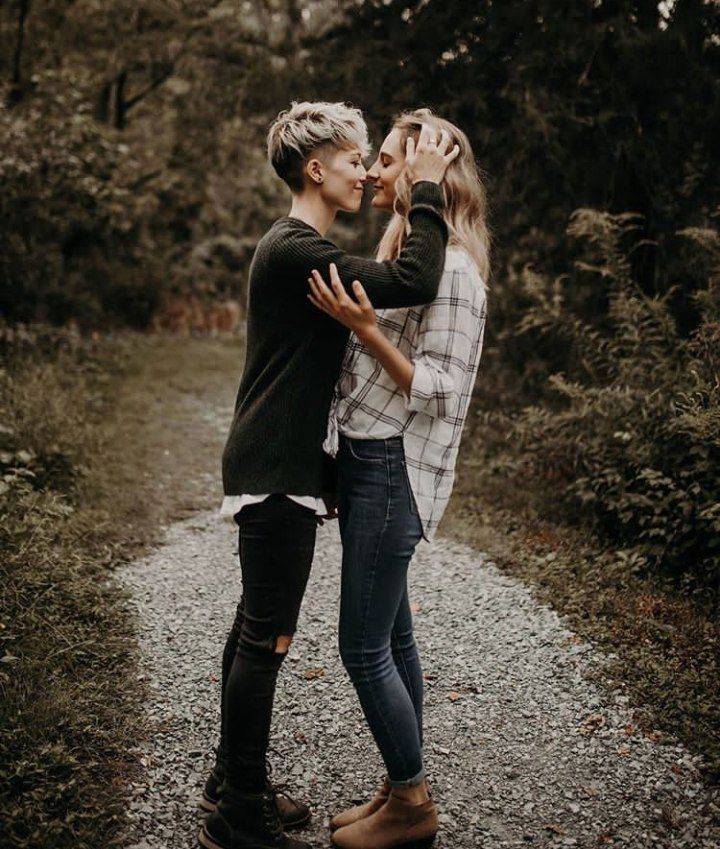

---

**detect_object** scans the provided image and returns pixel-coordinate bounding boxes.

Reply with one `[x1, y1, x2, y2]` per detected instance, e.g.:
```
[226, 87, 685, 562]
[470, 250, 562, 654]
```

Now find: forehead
[336, 145, 363, 157]
[316, 143, 362, 164]
[379, 128, 404, 158]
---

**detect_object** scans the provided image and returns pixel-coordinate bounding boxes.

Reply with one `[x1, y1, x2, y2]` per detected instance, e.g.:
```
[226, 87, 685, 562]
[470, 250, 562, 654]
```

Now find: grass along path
[0, 332, 243, 849]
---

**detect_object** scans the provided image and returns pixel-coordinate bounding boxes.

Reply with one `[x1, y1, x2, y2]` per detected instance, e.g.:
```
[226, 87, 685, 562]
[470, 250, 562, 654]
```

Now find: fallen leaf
[660, 804, 680, 829]
[410, 602, 421, 613]
[579, 713, 606, 735]
[448, 691, 462, 702]
[543, 823, 566, 835]
[302, 667, 324, 680]
[579, 784, 597, 798]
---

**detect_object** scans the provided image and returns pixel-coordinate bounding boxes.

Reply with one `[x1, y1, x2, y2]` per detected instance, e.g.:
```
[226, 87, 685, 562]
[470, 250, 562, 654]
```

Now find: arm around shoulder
[276, 184, 448, 311]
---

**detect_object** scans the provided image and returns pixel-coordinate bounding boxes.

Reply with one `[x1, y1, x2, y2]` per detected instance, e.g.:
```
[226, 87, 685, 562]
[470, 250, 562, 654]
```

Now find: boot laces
[265, 747, 303, 809]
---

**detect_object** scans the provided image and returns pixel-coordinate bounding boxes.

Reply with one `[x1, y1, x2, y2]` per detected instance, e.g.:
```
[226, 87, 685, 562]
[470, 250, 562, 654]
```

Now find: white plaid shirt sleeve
[405, 268, 484, 419]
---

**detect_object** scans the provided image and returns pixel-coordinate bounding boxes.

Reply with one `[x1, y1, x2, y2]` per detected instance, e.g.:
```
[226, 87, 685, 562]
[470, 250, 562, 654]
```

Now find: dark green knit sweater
[221, 181, 447, 499]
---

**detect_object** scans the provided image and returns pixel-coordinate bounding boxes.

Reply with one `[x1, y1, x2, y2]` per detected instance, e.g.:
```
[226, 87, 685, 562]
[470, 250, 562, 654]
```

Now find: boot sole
[282, 809, 312, 830]
[198, 796, 312, 830]
[198, 825, 225, 849]
[331, 837, 435, 849]
[199, 824, 311, 849]
[198, 792, 217, 814]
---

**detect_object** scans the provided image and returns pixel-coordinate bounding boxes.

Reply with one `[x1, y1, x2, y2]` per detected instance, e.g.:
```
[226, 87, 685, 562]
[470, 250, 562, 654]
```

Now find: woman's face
[318, 146, 367, 213]
[366, 128, 406, 212]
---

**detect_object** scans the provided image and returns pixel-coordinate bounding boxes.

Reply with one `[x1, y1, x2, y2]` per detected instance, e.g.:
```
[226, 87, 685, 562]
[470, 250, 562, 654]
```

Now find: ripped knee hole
[274, 634, 294, 654]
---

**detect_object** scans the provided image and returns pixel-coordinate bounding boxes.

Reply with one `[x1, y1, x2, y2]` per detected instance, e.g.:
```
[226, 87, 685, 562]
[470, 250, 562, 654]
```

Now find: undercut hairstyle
[267, 101, 370, 192]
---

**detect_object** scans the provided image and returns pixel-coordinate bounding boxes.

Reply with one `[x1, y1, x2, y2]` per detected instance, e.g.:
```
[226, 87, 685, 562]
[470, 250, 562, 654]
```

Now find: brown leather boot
[330, 778, 390, 832]
[330, 790, 438, 849]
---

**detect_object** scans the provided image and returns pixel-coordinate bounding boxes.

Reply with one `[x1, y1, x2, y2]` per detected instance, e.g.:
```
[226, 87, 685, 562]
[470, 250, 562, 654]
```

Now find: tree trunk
[115, 69, 127, 129]
[8, 0, 30, 105]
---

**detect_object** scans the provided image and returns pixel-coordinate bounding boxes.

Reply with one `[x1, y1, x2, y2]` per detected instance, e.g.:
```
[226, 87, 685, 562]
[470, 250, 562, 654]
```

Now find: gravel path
[118, 511, 719, 849]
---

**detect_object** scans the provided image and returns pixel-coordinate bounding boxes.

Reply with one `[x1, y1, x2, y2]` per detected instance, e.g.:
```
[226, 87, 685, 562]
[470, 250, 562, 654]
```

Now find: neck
[288, 191, 336, 236]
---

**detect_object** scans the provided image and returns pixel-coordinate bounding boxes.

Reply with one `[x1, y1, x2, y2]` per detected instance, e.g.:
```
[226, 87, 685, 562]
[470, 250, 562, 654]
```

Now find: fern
[506, 210, 720, 587]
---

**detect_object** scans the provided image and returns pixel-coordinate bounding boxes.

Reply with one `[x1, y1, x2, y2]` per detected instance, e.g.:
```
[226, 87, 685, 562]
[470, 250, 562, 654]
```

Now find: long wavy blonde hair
[376, 109, 491, 285]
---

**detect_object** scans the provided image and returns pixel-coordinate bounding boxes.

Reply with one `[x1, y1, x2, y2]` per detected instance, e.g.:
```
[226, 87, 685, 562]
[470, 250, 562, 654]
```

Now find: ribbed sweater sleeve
[275, 181, 448, 309]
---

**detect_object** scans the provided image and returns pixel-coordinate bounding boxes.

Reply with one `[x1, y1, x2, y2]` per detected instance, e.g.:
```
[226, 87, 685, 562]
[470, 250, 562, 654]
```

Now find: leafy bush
[0, 71, 166, 330]
[496, 212, 720, 589]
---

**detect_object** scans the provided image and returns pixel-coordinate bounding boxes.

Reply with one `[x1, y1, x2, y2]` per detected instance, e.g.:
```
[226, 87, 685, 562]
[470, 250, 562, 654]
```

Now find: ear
[305, 157, 324, 186]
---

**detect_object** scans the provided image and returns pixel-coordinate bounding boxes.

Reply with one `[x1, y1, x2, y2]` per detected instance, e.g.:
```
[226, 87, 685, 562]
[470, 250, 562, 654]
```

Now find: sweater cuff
[410, 180, 444, 210]
[408, 182, 447, 241]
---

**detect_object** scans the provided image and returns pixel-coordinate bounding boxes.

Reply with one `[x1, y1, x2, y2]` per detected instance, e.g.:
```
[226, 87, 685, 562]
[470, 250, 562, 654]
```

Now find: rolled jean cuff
[388, 766, 426, 788]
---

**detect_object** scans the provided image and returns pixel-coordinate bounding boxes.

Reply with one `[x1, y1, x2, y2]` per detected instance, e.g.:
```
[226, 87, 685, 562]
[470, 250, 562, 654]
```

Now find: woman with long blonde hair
[308, 108, 490, 849]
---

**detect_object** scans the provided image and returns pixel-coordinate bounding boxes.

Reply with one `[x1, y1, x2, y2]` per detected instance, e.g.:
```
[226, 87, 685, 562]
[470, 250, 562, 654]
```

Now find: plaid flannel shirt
[324, 247, 487, 540]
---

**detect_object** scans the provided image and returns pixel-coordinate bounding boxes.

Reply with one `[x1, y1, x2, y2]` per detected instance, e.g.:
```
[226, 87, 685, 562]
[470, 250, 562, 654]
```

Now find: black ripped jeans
[220, 495, 316, 793]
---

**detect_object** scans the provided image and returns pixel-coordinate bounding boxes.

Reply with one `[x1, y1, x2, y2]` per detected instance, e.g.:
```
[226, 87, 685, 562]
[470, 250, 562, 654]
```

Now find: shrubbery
[489, 212, 720, 590]
[0, 72, 166, 330]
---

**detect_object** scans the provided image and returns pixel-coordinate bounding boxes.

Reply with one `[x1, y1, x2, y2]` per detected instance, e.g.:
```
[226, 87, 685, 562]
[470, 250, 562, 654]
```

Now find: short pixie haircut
[267, 101, 370, 192]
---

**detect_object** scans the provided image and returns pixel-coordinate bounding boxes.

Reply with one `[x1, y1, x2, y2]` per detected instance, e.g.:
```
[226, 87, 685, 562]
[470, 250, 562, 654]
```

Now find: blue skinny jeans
[337, 435, 425, 787]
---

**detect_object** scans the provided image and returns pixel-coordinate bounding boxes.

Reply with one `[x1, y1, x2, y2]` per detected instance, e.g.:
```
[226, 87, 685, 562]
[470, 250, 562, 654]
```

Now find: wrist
[356, 324, 380, 345]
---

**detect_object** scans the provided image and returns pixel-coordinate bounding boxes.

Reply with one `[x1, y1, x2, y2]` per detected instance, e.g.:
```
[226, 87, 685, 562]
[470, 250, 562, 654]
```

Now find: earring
[316, 178, 323, 184]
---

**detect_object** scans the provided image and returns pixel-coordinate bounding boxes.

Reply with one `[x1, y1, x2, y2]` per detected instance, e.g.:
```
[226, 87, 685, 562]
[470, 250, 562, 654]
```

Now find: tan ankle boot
[330, 778, 390, 832]
[331, 790, 438, 849]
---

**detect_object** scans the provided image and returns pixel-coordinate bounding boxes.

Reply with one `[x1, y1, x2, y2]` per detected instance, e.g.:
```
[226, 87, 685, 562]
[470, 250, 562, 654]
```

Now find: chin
[341, 199, 363, 214]
[371, 195, 393, 212]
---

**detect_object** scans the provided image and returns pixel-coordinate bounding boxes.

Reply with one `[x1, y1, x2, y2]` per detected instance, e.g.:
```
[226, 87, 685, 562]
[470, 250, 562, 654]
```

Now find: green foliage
[318, 0, 720, 282]
[0, 69, 166, 328]
[315, 0, 720, 411]
[0, 1, 355, 328]
[1, 3, 717, 572]
[503, 213, 720, 588]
